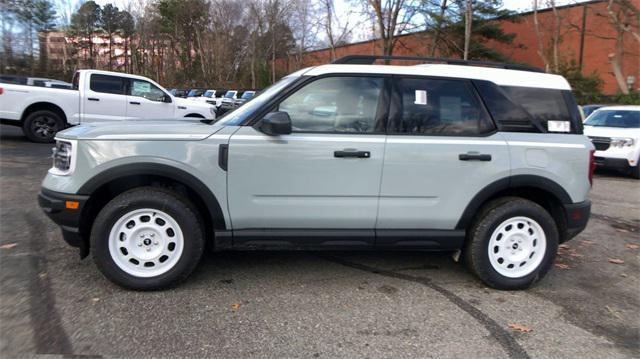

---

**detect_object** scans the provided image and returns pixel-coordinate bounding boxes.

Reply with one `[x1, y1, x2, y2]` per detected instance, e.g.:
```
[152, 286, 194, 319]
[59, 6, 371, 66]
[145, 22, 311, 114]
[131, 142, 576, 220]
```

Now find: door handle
[334, 150, 371, 158]
[129, 101, 140, 105]
[87, 97, 100, 101]
[459, 152, 492, 161]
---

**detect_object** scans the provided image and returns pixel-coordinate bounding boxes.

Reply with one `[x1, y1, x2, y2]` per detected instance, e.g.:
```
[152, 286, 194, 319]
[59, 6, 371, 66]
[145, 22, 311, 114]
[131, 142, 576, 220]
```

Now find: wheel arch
[78, 163, 227, 253]
[21, 102, 68, 125]
[185, 113, 205, 118]
[456, 175, 572, 233]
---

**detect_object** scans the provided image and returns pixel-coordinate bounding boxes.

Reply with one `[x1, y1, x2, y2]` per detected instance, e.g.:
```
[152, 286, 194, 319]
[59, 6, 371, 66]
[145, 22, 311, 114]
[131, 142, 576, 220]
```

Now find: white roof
[595, 105, 640, 111]
[302, 64, 571, 90]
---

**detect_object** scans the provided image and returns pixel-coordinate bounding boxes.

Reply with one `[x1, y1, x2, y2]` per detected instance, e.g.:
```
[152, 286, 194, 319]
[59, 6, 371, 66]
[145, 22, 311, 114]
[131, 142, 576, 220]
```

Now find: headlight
[610, 137, 635, 148]
[49, 139, 77, 175]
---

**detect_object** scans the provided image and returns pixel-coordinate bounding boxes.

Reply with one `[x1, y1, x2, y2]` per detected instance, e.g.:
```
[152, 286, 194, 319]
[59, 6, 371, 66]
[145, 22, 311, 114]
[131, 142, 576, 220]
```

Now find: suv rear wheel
[91, 187, 204, 290]
[464, 197, 559, 290]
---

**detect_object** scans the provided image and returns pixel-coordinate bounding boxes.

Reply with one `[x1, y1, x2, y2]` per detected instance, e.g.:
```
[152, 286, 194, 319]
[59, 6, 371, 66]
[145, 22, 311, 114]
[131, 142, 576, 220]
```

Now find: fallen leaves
[554, 263, 571, 270]
[605, 305, 623, 320]
[625, 243, 639, 250]
[231, 303, 241, 311]
[508, 323, 533, 333]
[608, 258, 625, 265]
[0, 243, 17, 250]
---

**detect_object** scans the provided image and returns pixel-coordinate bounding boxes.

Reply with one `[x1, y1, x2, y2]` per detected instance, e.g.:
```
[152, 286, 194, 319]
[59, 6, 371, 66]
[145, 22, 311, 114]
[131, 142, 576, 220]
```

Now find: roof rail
[331, 55, 544, 73]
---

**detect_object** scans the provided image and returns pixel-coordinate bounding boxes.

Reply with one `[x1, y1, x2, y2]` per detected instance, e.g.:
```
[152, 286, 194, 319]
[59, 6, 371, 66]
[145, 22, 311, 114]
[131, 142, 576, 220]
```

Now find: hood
[583, 125, 640, 139]
[57, 119, 224, 141]
[174, 96, 216, 109]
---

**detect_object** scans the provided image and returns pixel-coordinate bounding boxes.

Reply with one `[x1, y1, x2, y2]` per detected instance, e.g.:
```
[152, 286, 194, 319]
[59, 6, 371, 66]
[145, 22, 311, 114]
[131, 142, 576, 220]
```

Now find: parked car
[39, 55, 593, 291]
[189, 89, 217, 104]
[583, 106, 640, 178]
[582, 104, 612, 119]
[169, 88, 189, 98]
[187, 88, 206, 98]
[0, 70, 216, 142]
[233, 90, 256, 107]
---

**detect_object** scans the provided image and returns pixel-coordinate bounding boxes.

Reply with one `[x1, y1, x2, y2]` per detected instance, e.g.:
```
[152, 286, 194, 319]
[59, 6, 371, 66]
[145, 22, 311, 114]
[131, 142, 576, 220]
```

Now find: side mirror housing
[163, 94, 172, 103]
[259, 111, 292, 135]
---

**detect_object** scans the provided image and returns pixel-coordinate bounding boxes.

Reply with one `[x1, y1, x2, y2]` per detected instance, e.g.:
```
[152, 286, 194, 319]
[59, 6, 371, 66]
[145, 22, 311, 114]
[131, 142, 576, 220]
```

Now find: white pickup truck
[0, 70, 216, 142]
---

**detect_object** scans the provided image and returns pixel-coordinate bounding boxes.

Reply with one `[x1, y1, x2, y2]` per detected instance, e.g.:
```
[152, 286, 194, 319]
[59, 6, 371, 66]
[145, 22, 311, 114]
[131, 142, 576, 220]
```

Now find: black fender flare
[455, 175, 572, 230]
[78, 163, 227, 230]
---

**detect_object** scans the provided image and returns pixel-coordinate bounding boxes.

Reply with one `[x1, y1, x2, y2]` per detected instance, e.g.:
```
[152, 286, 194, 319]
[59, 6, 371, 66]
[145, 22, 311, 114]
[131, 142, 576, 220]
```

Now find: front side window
[90, 74, 125, 95]
[278, 76, 384, 133]
[585, 110, 640, 128]
[390, 78, 494, 135]
[130, 79, 166, 101]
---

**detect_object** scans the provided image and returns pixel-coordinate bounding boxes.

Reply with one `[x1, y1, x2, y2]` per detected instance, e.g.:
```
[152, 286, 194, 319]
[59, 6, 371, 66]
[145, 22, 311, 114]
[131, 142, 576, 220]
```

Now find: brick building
[278, 0, 639, 96]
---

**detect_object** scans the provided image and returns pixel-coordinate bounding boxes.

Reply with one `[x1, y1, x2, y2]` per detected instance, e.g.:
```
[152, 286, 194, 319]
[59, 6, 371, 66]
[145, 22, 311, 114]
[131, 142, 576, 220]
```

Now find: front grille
[588, 136, 611, 151]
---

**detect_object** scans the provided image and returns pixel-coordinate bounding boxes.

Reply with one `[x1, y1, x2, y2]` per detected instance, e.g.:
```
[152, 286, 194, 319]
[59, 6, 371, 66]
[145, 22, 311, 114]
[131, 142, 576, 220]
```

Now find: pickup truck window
[130, 79, 166, 102]
[90, 74, 126, 95]
[279, 76, 384, 134]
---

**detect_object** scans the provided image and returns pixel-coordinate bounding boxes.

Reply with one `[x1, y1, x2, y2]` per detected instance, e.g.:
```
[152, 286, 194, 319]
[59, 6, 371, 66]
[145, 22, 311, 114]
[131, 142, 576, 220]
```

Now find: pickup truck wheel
[23, 110, 63, 143]
[630, 163, 640, 179]
[91, 187, 204, 290]
[464, 197, 558, 290]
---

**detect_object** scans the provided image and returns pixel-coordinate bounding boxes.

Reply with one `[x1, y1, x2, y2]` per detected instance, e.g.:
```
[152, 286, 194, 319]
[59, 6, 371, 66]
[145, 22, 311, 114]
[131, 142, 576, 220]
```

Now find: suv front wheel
[91, 187, 205, 290]
[464, 197, 559, 290]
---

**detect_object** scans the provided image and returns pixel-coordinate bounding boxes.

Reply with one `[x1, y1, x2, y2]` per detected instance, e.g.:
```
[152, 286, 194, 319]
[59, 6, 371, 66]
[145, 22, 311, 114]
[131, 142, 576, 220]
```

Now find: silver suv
[39, 56, 594, 290]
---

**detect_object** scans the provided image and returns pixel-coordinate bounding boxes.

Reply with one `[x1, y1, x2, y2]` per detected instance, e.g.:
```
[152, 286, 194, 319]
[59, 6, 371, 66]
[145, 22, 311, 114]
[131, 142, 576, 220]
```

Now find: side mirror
[163, 94, 172, 103]
[259, 111, 292, 136]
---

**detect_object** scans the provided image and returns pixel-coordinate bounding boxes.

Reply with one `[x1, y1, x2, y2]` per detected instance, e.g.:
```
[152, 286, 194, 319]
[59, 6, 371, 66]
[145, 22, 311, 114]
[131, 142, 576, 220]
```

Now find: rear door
[82, 73, 127, 122]
[227, 75, 389, 246]
[376, 76, 510, 243]
[126, 78, 175, 119]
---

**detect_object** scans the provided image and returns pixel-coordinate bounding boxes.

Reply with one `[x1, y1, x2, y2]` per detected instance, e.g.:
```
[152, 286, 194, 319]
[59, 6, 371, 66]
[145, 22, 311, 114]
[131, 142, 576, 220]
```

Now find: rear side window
[501, 86, 571, 129]
[90, 74, 125, 95]
[390, 78, 494, 136]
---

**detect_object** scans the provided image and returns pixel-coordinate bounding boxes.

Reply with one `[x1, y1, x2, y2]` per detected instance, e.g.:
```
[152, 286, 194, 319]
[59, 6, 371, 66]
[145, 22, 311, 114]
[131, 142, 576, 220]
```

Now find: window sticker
[414, 90, 427, 105]
[547, 120, 570, 132]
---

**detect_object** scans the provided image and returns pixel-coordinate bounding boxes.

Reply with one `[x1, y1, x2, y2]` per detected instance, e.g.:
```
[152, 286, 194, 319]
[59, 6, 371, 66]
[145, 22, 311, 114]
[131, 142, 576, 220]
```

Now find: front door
[227, 76, 389, 246]
[126, 78, 175, 119]
[376, 76, 510, 244]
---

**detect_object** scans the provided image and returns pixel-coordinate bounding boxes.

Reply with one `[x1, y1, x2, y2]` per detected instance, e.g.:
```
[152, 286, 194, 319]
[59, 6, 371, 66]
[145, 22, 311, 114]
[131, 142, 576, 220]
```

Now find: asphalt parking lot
[0, 124, 638, 358]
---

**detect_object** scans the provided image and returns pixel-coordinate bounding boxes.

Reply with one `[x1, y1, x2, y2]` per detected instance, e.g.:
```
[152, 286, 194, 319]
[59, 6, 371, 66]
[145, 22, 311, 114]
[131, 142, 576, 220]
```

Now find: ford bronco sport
[39, 55, 594, 290]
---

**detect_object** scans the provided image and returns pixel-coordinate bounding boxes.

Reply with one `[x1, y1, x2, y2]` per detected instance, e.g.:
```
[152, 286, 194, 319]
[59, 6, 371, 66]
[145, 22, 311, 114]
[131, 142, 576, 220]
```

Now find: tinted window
[129, 79, 166, 101]
[90, 74, 125, 95]
[585, 110, 640, 128]
[501, 87, 571, 130]
[390, 78, 493, 135]
[278, 76, 384, 133]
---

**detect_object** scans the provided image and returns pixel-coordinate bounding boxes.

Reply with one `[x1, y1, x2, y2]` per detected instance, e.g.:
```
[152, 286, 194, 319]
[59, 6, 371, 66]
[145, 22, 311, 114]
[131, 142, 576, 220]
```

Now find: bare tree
[290, 0, 320, 69]
[366, 0, 417, 56]
[605, 0, 639, 94]
[319, 0, 355, 60]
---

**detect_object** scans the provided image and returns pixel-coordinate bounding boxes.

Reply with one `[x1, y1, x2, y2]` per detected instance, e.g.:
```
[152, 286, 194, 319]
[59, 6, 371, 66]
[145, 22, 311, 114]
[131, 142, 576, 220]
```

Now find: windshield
[204, 90, 215, 98]
[224, 91, 237, 98]
[187, 90, 202, 97]
[241, 91, 255, 99]
[584, 110, 640, 128]
[217, 76, 300, 126]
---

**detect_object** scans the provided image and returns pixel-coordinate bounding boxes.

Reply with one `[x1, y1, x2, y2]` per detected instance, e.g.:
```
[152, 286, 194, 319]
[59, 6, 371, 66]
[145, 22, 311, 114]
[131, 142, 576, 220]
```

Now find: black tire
[90, 187, 205, 290]
[630, 164, 640, 179]
[463, 197, 559, 290]
[22, 110, 64, 143]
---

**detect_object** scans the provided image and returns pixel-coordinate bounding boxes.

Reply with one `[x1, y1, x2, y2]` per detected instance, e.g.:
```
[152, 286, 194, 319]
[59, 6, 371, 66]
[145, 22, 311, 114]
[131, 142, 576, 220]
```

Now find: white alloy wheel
[487, 216, 547, 278]
[108, 208, 184, 278]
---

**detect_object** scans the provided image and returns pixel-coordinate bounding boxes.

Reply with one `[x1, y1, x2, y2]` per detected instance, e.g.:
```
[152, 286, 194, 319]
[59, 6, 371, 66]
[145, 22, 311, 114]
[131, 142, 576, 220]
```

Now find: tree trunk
[551, 1, 561, 73]
[463, 0, 472, 60]
[429, 0, 447, 57]
[610, 31, 629, 94]
[108, 33, 112, 71]
[533, 0, 550, 72]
